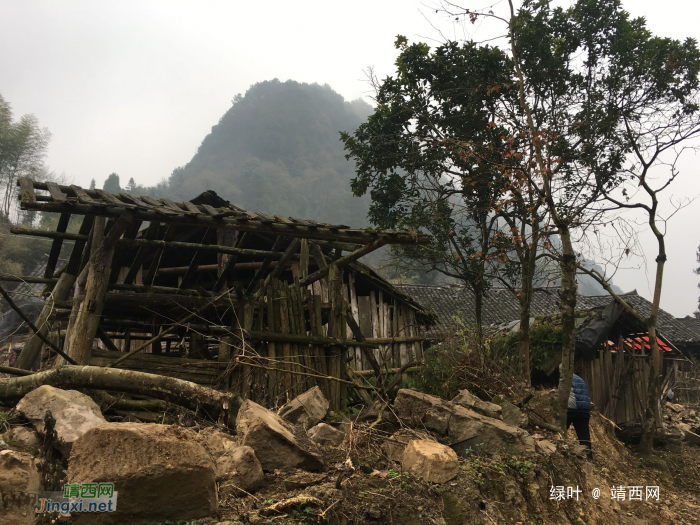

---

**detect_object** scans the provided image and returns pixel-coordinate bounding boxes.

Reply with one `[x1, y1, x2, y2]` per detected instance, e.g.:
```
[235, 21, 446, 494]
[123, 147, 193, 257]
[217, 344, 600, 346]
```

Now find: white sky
[1, 0, 699, 317]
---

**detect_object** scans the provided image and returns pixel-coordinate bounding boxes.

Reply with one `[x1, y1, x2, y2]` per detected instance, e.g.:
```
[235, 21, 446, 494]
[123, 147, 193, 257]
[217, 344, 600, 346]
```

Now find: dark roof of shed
[675, 317, 700, 344]
[394, 284, 700, 344]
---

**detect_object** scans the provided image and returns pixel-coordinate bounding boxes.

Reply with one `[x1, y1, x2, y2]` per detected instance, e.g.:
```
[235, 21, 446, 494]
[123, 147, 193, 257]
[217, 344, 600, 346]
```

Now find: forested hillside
[163, 79, 373, 225]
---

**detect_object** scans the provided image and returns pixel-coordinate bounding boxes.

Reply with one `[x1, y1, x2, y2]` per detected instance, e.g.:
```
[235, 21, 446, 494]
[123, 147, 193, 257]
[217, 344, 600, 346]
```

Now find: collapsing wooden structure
[3, 178, 434, 410]
[573, 301, 689, 426]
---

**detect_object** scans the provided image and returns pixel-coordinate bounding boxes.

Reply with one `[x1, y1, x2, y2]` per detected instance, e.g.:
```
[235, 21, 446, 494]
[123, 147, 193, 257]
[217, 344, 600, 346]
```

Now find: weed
[0, 410, 17, 434]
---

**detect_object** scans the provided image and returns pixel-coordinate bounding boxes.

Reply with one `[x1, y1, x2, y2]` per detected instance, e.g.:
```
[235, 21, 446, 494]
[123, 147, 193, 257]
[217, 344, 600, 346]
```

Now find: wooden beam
[66, 213, 132, 365]
[45, 181, 67, 202]
[19, 192, 430, 245]
[109, 218, 143, 283]
[0, 282, 78, 365]
[124, 221, 160, 284]
[144, 223, 177, 285]
[180, 228, 213, 288]
[300, 237, 389, 287]
[11, 226, 290, 259]
[18, 177, 36, 205]
[44, 213, 71, 278]
[14, 214, 94, 370]
[96, 326, 122, 353]
[213, 232, 248, 292]
[245, 236, 283, 295]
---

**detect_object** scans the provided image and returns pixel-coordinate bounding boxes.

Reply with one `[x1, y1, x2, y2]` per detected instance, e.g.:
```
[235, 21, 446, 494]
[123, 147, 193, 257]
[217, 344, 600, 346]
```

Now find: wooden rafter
[19, 179, 429, 246]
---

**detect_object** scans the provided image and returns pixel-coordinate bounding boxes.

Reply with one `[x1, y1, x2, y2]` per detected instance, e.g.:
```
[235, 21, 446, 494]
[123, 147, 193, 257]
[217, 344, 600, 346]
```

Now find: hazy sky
[1, 0, 699, 317]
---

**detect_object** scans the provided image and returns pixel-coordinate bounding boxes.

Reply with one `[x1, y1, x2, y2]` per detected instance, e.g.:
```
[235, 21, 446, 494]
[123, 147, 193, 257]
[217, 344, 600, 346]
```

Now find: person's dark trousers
[566, 412, 593, 459]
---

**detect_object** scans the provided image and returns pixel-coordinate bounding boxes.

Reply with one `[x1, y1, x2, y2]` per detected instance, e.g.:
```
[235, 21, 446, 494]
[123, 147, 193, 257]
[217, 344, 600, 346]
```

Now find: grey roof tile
[394, 285, 700, 344]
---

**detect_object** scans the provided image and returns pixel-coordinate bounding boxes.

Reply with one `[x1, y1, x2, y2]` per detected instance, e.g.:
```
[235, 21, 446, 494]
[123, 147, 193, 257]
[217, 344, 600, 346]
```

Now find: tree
[695, 245, 700, 319]
[342, 40, 527, 344]
[103, 173, 122, 193]
[0, 93, 51, 218]
[125, 177, 137, 193]
[89, 178, 96, 190]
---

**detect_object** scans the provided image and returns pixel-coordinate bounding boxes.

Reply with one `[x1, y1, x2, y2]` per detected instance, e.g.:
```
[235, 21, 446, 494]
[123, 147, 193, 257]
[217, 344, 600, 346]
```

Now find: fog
[1, 0, 699, 316]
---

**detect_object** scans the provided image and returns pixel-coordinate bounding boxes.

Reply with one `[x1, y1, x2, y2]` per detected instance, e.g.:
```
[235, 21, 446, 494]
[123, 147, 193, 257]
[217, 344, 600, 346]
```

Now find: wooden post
[266, 282, 279, 405]
[15, 215, 94, 370]
[66, 214, 131, 365]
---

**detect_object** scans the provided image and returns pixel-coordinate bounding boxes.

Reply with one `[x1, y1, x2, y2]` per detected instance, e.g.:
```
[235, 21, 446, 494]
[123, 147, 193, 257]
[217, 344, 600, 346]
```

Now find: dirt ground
[203, 408, 700, 525]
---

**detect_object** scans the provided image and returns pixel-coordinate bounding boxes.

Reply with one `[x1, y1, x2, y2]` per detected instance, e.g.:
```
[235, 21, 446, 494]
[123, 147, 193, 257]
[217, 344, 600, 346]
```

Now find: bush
[489, 323, 562, 373]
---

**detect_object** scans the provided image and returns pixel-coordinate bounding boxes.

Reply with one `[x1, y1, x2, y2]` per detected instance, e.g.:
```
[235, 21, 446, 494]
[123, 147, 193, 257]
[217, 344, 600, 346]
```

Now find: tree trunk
[639, 251, 666, 453]
[557, 227, 578, 429]
[0, 365, 241, 426]
[518, 296, 531, 384]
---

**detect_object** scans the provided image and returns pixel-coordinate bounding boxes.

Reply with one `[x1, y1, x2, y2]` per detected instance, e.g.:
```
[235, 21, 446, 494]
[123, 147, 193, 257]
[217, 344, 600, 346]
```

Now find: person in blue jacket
[559, 363, 592, 459]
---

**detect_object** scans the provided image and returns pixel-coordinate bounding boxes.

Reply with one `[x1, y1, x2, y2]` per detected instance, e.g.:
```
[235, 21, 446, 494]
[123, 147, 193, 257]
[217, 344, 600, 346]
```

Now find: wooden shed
[2, 178, 434, 410]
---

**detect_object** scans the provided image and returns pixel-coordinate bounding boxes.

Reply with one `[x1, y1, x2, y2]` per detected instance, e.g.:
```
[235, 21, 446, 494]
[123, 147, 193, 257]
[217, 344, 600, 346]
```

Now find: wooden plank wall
[580, 351, 667, 426]
[90, 269, 427, 411]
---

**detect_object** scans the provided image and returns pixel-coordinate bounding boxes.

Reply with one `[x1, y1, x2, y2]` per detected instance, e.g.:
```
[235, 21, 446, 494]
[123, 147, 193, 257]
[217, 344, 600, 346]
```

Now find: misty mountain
[163, 79, 372, 226]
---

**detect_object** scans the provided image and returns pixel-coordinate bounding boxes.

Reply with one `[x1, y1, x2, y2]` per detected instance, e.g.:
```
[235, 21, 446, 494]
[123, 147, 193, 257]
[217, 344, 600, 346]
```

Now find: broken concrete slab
[307, 422, 345, 446]
[451, 389, 502, 420]
[402, 440, 459, 484]
[15, 385, 106, 456]
[0, 450, 41, 525]
[237, 400, 324, 472]
[277, 386, 329, 430]
[67, 422, 216, 524]
[394, 389, 535, 455]
[217, 445, 264, 496]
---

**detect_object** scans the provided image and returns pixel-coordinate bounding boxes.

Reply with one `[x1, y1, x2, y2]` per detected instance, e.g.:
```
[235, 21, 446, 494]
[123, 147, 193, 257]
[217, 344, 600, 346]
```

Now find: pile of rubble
[5, 384, 697, 523]
[664, 402, 700, 446]
[0, 383, 557, 524]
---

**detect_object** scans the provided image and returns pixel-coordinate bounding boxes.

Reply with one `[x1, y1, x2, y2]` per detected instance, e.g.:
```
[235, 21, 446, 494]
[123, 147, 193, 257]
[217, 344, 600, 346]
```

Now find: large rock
[402, 440, 459, 484]
[278, 386, 329, 430]
[15, 385, 106, 456]
[491, 396, 522, 427]
[216, 445, 264, 496]
[67, 423, 216, 524]
[307, 423, 345, 446]
[394, 389, 535, 455]
[451, 390, 502, 420]
[0, 450, 41, 525]
[4, 426, 42, 453]
[686, 431, 700, 446]
[198, 427, 238, 458]
[237, 400, 324, 472]
[382, 430, 432, 462]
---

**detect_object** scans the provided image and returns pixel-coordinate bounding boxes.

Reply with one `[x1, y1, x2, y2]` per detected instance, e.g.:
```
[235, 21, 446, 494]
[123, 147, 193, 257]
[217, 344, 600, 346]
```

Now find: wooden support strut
[299, 237, 389, 287]
[0, 283, 78, 365]
[10, 226, 290, 260]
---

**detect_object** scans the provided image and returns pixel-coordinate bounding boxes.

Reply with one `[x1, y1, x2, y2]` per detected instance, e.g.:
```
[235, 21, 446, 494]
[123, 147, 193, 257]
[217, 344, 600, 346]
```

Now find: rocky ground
[1, 383, 699, 524]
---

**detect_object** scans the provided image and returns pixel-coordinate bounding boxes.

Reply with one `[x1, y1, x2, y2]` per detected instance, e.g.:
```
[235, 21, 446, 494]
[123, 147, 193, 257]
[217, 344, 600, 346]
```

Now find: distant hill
[163, 79, 373, 226]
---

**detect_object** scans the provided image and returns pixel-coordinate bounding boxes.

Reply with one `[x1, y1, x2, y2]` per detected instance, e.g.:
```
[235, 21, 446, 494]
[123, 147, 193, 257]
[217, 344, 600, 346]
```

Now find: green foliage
[0, 93, 51, 218]
[490, 323, 563, 372]
[0, 410, 17, 434]
[403, 345, 462, 400]
[103, 173, 122, 193]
